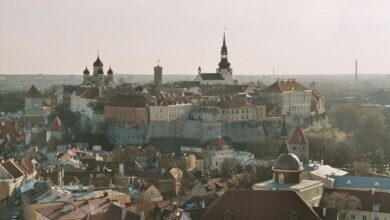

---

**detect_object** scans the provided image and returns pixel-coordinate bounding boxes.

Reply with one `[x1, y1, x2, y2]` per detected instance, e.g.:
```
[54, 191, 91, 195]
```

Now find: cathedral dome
[93, 56, 103, 67]
[107, 67, 113, 75]
[274, 153, 302, 171]
[83, 67, 90, 75]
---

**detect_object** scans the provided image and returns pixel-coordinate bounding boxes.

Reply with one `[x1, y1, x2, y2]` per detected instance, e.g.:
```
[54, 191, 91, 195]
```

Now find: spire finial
[279, 114, 290, 154]
[222, 31, 227, 49]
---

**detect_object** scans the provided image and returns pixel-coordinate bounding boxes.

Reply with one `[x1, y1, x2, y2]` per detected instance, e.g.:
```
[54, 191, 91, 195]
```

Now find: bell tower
[216, 33, 233, 84]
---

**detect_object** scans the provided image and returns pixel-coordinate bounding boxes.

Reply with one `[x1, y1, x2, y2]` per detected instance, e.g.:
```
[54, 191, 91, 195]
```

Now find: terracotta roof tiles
[263, 79, 309, 93]
[288, 126, 309, 145]
[49, 117, 64, 132]
[80, 87, 100, 100]
[201, 190, 321, 220]
[25, 85, 43, 98]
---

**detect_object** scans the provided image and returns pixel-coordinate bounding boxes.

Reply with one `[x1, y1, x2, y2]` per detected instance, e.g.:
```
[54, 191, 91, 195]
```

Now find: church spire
[218, 32, 231, 69]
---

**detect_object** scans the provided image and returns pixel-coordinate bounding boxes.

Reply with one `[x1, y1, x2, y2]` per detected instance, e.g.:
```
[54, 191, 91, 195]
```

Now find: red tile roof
[80, 87, 100, 100]
[157, 96, 189, 106]
[354, 154, 368, 162]
[103, 203, 141, 220]
[288, 126, 309, 145]
[201, 190, 321, 220]
[0, 121, 19, 137]
[206, 137, 232, 151]
[25, 85, 43, 98]
[107, 94, 153, 108]
[263, 79, 309, 93]
[49, 117, 64, 132]
[74, 87, 89, 96]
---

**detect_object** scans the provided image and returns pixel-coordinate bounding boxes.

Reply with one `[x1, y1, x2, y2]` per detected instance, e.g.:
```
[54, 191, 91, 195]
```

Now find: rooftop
[201, 190, 321, 220]
[319, 188, 390, 213]
[332, 175, 390, 191]
[253, 179, 323, 191]
[262, 79, 309, 93]
[25, 85, 43, 98]
[199, 73, 224, 81]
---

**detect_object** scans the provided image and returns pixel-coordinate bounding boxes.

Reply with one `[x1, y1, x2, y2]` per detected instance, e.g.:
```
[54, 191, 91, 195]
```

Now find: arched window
[290, 210, 298, 220]
[223, 209, 233, 220]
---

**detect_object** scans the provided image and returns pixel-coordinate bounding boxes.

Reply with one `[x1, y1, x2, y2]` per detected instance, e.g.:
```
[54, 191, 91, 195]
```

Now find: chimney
[355, 59, 358, 84]
[89, 204, 96, 215]
[201, 200, 205, 208]
[140, 212, 145, 220]
[322, 208, 326, 217]
[321, 160, 324, 165]
[371, 188, 375, 195]
[119, 163, 124, 176]
[122, 207, 127, 220]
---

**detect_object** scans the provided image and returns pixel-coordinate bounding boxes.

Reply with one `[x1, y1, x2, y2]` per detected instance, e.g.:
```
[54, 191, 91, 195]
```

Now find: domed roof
[97, 69, 104, 75]
[107, 67, 113, 75]
[83, 67, 90, 75]
[274, 153, 302, 171]
[206, 137, 232, 151]
[93, 56, 103, 67]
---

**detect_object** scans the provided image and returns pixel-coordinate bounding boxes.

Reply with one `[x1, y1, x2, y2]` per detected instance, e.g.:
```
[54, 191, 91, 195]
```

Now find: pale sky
[1, 0, 390, 75]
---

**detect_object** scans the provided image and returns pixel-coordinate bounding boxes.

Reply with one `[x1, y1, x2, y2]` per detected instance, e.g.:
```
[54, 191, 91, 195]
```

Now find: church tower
[83, 66, 90, 83]
[154, 62, 163, 86]
[93, 55, 104, 76]
[216, 33, 233, 84]
[273, 116, 303, 184]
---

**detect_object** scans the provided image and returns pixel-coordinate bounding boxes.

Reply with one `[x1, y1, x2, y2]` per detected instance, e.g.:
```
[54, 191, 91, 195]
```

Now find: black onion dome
[107, 67, 113, 75]
[83, 67, 90, 75]
[274, 153, 302, 170]
[93, 56, 103, 67]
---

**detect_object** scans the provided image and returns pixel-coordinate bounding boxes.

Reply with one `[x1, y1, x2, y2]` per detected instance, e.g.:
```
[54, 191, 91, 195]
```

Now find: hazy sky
[1, 0, 390, 75]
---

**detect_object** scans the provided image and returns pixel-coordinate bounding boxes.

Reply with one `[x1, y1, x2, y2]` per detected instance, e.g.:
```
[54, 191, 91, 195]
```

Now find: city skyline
[1, 0, 390, 75]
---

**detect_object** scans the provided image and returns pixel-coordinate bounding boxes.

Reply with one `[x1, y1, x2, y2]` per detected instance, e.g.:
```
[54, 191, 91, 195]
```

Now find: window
[351, 214, 355, 219]
[373, 204, 380, 212]
[223, 209, 233, 220]
[374, 217, 379, 220]
[290, 211, 298, 220]
[362, 216, 367, 220]
[279, 173, 284, 184]
[349, 200, 357, 210]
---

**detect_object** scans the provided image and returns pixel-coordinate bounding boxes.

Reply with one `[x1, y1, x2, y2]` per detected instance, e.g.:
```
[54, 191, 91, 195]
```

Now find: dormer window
[373, 204, 380, 212]
[349, 200, 357, 210]
[223, 209, 233, 220]
[290, 210, 298, 220]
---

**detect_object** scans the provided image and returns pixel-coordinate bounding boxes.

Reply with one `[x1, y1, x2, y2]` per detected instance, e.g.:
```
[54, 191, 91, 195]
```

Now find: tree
[354, 108, 385, 151]
[328, 104, 359, 133]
